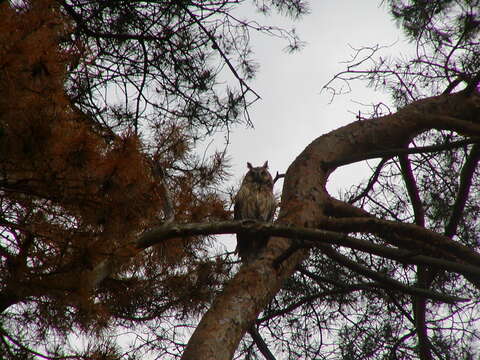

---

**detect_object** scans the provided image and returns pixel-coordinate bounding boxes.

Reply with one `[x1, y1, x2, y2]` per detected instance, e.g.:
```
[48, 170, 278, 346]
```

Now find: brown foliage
[0, 0, 230, 342]
[0, 0, 158, 247]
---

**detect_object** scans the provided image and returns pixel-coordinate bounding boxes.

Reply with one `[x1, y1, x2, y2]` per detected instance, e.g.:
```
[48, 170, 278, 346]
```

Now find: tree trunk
[181, 90, 480, 359]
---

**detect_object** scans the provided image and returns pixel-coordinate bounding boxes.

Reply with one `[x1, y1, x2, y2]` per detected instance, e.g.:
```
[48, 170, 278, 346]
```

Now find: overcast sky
[220, 0, 410, 194]
[207, 1, 411, 251]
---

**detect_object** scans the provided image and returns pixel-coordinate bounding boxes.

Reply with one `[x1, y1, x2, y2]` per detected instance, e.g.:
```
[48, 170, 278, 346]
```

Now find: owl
[234, 161, 276, 262]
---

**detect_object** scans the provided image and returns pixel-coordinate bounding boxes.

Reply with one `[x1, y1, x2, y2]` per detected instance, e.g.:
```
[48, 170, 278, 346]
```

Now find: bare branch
[327, 138, 479, 169]
[248, 326, 278, 360]
[257, 283, 382, 323]
[323, 216, 480, 267]
[273, 172, 285, 185]
[399, 154, 425, 227]
[398, 153, 432, 360]
[183, 6, 261, 104]
[348, 157, 389, 204]
[445, 143, 480, 237]
[133, 220, 480, 280]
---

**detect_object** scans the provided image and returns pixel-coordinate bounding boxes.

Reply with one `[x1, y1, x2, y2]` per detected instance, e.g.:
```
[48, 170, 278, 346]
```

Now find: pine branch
[445, 143, 480, 237]
[399, 153, 432, 360]
[326, 138, 479, 168]
[323, 216, 480, 266]
[348, 157, 389, 204]
[318, 244, 467, 304]
[248, 326, 277, 360]
[135, 220, 480, 280]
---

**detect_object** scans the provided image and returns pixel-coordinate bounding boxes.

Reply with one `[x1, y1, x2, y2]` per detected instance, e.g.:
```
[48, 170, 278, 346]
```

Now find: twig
[273, 172, 285, 185]
[348, 157, 389, 204]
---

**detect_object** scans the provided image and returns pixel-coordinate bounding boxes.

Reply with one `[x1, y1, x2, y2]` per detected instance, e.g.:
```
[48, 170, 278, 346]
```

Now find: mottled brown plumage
[234, 161, 276, 262]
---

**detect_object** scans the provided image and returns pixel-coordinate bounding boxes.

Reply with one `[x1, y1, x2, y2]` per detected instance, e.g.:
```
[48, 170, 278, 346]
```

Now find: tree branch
[258, 275, 443, 323]
[318, 244, 467, 303]
[348, 157, 389, 204]
[134, 220, 480, 280]
[57, 1, 172, 42]
[444, 143, 480, 237]
[322, 216, 480, 266]
[399, 154, 425, 227]
[52, 217, 478, 312]
[182, 6, 261, 103]
[326, 138, 479, 168]
[273, 172, 285, 185]
[248, 326, 278, 360]
[399, 153, 432, 360]
[180, 90, 480, 359]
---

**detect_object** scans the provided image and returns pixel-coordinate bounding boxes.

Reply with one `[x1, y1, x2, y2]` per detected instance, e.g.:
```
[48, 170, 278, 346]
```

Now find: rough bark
[181, 90, 480, 359]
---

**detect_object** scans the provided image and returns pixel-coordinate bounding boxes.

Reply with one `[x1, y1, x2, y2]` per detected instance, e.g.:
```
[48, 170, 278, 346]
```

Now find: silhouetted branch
[58, 1, 171, 42]
[399, 154, 425, 227]
[318, 244, 467, 304]
[348, 157, 389, 204]
[442, 76, 464, 95]
[399, 153, 432, 360]
[134, 220, 480, 281]
[445, 143, 480, 237]
[273, 172, 285, 185]
[257, 283, 378, 322]
[248, 326, 278, 360]
[326, 138, 479, 168]
[183, 6, 261, 105]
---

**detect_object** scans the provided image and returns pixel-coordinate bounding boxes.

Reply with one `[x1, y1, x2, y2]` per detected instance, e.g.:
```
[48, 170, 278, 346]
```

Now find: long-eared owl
[234, 161, 276, 262]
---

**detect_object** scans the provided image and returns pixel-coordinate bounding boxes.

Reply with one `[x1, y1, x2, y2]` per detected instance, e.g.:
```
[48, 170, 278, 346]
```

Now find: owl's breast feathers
[234, 178, 276, 261]
[234, 183, 275, 221]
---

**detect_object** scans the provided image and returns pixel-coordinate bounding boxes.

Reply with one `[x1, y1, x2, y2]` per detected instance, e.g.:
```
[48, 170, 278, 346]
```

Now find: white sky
[222, 0, 410, 193]
[204, 0, 412, 252]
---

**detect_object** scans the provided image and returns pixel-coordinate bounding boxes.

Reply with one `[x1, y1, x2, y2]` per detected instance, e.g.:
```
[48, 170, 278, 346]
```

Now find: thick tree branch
[131, 220, 480, 280]
[50, 217, 479, 311]
[322, 216, 480, 266]
[327, 138, 479, 168]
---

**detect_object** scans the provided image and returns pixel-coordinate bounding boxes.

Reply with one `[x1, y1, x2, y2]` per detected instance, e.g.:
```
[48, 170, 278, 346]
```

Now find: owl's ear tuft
[263, 161, 269, 169]
[247, 162, 253, 170]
